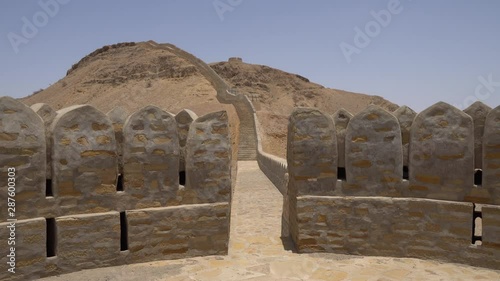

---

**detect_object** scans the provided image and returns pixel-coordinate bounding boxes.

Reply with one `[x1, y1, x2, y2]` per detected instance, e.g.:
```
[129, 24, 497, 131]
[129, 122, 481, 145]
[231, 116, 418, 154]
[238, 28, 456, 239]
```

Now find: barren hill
[22, 42, 233, 117]
[210, 58, 398, 156]
[21, 41, 398, 158]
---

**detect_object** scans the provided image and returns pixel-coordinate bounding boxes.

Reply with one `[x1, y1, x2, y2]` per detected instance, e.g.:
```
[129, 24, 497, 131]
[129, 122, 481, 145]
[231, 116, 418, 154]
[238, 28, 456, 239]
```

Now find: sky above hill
[1, 0, 499, 112]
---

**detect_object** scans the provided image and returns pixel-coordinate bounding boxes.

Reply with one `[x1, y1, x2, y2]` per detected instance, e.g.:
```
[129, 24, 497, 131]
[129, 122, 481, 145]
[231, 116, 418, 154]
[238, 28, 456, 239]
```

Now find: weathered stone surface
[57, 212, 121, 272]
[123, 105, 179, 209]
[295, 196, 486, 266]
[31, 103, 57, 178]
[31, 103, 57, 125]
[483, 106, 500, 204]
[175, 109, 198, 172]
[0, 218, 46, 280]
[345, 105, 402, 196]
[0, 103, 235, 279]
[0, 97, 46, 221]
[482, 205, 500, 253]
[409, 102, 474, 201]
[185, 111, 231, 203]
[127, 203, 229, 264]
[393, 106, 416, 167]
[333, 108, 353, 168]
[51, 105, 117, 215]
[464, 101, 492, 170]
[107, 106, 129, 174]
[287, 108, 337, 196]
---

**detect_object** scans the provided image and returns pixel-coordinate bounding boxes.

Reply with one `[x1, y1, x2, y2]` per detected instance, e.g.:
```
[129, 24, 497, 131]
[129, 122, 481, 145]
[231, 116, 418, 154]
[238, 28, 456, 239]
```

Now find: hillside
[22, 42, 233, 117]
[21, 41, 398, 158]
[210, 58, 398, 156]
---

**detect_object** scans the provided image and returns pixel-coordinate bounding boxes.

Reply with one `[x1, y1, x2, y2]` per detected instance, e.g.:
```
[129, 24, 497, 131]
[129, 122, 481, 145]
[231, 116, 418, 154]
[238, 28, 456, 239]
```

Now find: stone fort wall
[285, 102, 500, 269]
[0, 97, 231, 280]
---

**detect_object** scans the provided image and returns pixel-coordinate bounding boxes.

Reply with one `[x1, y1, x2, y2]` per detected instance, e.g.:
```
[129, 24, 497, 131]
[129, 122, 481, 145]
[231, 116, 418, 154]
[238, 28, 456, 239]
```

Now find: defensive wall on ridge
[0, 96, 232, 280]
[283, 102, 500, 269]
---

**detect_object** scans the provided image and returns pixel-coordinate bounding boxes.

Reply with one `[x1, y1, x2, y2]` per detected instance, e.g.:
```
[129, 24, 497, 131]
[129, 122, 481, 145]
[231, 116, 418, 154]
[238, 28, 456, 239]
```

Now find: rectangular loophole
[337, 167, 347, 181]
[45, 179, 53, 197]
[116, 174, 124, 192]
[46, 218, 56, 257]
[472, 204, 482, 245]
[120, 212, 128, 251]
[179, 171, 186, 186]
[403, 166, 409, 180]
[474, 169, 482, 186]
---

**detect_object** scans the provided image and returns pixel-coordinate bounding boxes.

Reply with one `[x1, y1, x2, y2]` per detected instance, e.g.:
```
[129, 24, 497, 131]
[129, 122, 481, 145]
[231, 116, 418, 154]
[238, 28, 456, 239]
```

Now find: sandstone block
[287, 108, 337, 196]
[123, 106, 179, 209]
[51, 105, 117, 216]
[345, 105, 402, 196]
[0, 97, 46, 221]
[409, 102, 474, 201]
[185, 111, 231, 204]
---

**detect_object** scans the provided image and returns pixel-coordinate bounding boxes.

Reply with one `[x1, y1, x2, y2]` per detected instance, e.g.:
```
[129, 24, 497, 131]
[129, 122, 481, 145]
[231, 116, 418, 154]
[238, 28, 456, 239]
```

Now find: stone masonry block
[0, 218, 46, 281]
[56, 212, 121, 272]
[51, 105, 118, 216]
[176, 109, 198, 172]
[107, 106, 129, 174]
[127, 203, 229, 264]
[483, 106, 500, 204]
[31, 103, 57, 178]
[185, 111, 231, 204]
[464, 102, 491, 170]
[409, 102, 474, 201]
[345, 105, 403, 196]
[287, 108, 337, 196]
[0, 97, 46, 221]
[123, 106, 179, 209]
[333, 108, 353, 168]
[393, 105, 416, 167]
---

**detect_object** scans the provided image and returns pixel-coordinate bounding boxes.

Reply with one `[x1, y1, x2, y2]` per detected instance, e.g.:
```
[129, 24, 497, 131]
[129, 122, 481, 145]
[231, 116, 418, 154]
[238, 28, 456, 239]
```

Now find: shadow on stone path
[42, 162, 500, 281]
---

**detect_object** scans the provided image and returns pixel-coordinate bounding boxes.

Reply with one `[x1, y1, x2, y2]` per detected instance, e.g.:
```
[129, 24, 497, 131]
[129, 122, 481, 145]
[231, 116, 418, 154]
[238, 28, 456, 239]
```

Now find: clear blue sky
[1, 0, 499, 112]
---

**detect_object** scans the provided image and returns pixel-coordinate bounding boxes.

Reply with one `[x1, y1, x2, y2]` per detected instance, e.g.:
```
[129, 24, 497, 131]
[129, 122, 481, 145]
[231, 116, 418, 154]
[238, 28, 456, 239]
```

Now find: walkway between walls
[40, 162, 500, 281]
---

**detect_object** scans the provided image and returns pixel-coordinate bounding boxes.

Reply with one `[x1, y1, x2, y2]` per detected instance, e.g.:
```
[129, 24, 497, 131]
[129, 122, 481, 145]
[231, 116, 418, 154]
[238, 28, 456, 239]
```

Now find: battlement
[0, 97, 231, 280]
[228, 57, 243, 63]
[284, 101, 500, 269]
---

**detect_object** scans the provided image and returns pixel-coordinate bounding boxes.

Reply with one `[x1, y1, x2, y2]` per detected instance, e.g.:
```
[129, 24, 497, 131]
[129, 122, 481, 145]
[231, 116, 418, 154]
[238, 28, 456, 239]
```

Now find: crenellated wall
[285, 102, 500, 269]
[0, 97, 231, 280]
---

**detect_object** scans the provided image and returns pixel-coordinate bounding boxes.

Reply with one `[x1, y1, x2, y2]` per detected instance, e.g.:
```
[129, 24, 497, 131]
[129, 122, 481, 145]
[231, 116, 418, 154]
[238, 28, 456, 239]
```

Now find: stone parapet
[0, 97, 232, 280]
[285, 102, 500, 269]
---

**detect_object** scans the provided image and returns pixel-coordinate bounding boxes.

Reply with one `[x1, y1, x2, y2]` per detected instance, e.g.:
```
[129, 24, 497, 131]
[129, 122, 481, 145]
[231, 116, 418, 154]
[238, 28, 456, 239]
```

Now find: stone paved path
[43, 161, 500, 281]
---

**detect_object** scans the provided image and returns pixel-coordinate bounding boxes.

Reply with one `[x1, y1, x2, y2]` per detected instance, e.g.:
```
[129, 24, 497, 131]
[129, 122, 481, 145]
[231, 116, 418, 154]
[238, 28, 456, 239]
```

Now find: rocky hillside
[22, 42, 232, 117]
[210, 58, 398, 156]
[21, 41, 398, 158]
